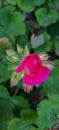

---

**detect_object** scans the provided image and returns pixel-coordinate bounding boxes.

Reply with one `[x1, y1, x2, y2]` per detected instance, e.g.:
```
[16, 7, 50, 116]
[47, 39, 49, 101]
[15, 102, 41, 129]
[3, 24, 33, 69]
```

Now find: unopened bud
[6, 49, 16, 56]
[6, 55, 19, 63]
[24, 45, 29, 55]
[43, 61, 54, 70]
[0, 37, 12, 49]
[40, 53, 49, 61]
[17, 44, 23, 54]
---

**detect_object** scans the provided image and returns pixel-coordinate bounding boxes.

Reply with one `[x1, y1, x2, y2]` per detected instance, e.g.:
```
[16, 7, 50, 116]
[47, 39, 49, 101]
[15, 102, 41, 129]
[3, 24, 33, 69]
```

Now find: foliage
[0, 86, 13, 130]
[0, 0, 59, 130]
[36, 94, 59, 130]
[35, 8, 58, 27]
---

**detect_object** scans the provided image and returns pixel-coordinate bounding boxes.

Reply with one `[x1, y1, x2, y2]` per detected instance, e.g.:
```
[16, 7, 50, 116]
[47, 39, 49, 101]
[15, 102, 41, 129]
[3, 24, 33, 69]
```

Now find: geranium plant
[9, 46, 53, 93]
[0, 0, 59, 130]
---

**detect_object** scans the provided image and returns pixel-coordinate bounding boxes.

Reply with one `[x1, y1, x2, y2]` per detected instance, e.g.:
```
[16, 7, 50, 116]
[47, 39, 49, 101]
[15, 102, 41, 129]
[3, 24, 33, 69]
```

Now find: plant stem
[13, 86, 20, 97]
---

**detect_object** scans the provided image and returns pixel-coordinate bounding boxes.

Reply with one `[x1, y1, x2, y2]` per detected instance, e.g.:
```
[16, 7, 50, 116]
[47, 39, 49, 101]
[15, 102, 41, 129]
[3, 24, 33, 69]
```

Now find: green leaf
[48, 0, 59, 8]
[33, 0, 45, 6]
[0, 85, 9, 98]
[18, 0, 35, 12]
[48, 0, 56, 8]
[17, 34, 30, 49]
[54, 60, 59, 69]
[11, 11, 24, 22]
[0, 26, 6, 37]
[34, 32, 51, 53]
[8, 118, 31, 130]
[36, 94, 59, 130]
[0, 7, 10, 26]
[30, 127, 39, 130]
[12, 96, 30, 109]
[43, 32, 51, 43]
[0, 0, 2, 6]
[0, 6, 14, 26]
[47, 22, 59, 40]
[20, 109, 37, 123]
[26, 22, 35, 34]
[42, 68, 59, 95]
[0, 7, 25, 37]
[55, 37, 59, 56]
[35, 8, 58, 27]
[8, 118, 39, 130]
[6, 0, 17, 5]
[0, 63, 12, 83]
[8, 21, 25, 36]
[34, 42, 52, 53]
[0, 86, 13, 130]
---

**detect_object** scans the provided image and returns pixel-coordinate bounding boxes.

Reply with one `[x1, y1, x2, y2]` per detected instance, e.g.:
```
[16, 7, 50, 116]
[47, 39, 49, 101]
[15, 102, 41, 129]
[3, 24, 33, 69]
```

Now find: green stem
[13, 86, 20, 97]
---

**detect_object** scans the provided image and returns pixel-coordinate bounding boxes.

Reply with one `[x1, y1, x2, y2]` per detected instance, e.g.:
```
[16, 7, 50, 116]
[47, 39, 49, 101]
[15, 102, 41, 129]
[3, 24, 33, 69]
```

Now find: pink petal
[25, 85, 29, 93]
[22, 67, 50, 86]
[15, 57, 26, 73]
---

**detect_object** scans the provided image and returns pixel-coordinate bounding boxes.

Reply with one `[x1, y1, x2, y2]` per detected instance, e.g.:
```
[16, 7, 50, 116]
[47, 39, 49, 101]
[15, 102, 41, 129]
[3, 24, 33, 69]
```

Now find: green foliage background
[0, 0, 59, 130]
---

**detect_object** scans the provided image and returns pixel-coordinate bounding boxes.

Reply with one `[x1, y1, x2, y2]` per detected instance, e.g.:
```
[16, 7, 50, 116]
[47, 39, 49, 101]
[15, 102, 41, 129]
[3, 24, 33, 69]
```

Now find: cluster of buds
[6, 45, 29, 87]
[6, 45, 54, 92]
[39, 53, 54, 70]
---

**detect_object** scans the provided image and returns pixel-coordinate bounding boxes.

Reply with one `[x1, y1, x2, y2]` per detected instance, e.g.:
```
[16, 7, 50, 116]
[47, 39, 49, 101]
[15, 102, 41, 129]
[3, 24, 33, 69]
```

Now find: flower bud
[43, 61, 54, 70]
[40, 53, 49, 61]
[6, 55, 19, 63]
[17, 44, 23, 54]
[6, 49, 16, 56]
[0, 37, 12, 49]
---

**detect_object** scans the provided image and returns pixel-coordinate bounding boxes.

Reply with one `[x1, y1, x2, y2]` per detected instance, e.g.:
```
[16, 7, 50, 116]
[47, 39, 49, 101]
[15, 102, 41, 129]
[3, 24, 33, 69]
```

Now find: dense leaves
[36, 95, 59, 130]
[33, 0, 45, 6]
[8, 118, 39, 130]
[0, 0, 59, 130]
[35, 8, 58, 27]
[6, 0, 17, 5]
[0, 86, 13, 130]
[42, 66, 59, 95]
[55, 37, 59, 56]
[0, 63, 11, 83]
[18, 0, 35, 12]
[12, 96, 30, 109]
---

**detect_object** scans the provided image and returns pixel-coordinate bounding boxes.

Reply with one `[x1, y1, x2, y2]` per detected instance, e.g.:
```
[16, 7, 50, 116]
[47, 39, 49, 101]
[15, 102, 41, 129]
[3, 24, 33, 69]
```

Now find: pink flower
[15, 54, 51, 92]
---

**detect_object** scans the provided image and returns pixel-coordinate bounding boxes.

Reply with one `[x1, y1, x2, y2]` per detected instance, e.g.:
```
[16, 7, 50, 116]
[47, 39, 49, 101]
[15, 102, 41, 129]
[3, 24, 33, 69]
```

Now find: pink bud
[40, 53, 49, 61]
[43, 61, 54, 70]
[11, 77, 17, 87]
[6, 50, 12, 56]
